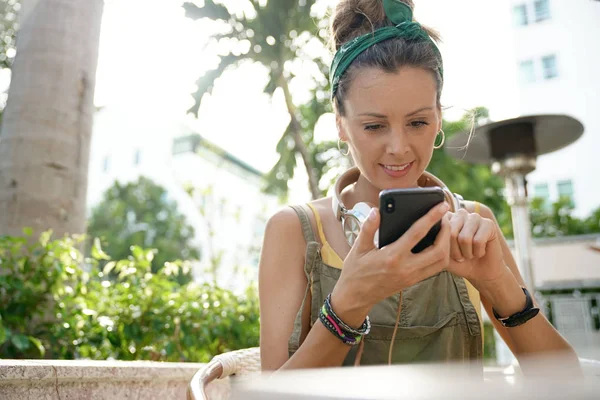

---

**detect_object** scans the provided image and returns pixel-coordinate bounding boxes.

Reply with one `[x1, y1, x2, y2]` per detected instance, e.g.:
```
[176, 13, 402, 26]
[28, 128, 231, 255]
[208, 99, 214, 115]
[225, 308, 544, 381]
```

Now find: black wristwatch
[492, 287, 540, 328]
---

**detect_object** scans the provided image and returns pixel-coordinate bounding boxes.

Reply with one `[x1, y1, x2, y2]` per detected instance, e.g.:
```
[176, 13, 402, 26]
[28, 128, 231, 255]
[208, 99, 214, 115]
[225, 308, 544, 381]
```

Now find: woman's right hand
[330, 202, 451, 327]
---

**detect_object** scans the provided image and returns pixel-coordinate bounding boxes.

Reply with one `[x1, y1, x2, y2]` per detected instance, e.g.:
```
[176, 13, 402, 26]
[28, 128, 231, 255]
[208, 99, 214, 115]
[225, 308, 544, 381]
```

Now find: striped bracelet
[318, 294, 370, 346]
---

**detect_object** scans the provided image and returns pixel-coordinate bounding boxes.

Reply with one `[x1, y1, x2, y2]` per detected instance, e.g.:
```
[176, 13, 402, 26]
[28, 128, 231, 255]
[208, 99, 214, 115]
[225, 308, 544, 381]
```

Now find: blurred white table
[232, 361, 600, 400]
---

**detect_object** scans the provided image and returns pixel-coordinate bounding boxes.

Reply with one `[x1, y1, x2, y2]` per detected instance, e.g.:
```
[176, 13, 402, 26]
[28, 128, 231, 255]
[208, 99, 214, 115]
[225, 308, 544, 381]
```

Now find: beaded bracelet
[318, 293, 371, 346]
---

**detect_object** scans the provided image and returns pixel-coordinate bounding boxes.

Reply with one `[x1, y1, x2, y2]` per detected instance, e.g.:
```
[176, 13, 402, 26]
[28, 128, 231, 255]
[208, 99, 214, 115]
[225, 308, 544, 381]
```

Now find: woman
[259, 0, 578, 372]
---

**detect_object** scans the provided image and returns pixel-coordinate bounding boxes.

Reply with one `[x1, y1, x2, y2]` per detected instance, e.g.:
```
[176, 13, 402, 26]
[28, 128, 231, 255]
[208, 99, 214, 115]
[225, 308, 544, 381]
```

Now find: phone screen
[378, 188, 445, 252]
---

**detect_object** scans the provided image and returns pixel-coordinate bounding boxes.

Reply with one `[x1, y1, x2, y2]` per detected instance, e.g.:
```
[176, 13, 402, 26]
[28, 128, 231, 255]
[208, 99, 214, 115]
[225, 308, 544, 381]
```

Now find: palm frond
[182, 1, 231, 22]
[188, 54, 240, 116]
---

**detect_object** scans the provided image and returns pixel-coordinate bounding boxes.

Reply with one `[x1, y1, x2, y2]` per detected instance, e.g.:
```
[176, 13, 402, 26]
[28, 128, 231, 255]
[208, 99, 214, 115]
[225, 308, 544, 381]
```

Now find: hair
[330, 0, 443, 115]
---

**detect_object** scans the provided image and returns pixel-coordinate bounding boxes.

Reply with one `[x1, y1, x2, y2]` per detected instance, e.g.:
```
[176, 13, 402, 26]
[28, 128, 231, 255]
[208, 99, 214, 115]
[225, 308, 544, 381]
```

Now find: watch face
[343, 215, 361, 246]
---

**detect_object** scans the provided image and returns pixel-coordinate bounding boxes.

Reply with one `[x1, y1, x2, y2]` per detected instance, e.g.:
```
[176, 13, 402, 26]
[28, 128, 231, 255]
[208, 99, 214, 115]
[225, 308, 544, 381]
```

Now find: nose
[386, 129, 410, 157]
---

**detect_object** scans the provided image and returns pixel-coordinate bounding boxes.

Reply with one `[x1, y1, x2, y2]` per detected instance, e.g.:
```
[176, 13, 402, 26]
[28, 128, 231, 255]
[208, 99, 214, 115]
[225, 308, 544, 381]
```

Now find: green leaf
[29, 336, 46, 357]
[91, 238, 111, 261]
[39, 230, 52, 247]
[11, 334, 30, 351]
[22, 227, 33, 236]
[182, 1, 231, 22]
[0, 327, 6, 345]
[131, 246, 144, 260]
[103, 261, 116, 275]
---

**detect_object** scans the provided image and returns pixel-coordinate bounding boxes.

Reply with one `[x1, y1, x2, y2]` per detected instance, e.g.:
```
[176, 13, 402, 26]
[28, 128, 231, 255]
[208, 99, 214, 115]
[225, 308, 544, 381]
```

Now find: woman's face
[338, 66, 442, 190]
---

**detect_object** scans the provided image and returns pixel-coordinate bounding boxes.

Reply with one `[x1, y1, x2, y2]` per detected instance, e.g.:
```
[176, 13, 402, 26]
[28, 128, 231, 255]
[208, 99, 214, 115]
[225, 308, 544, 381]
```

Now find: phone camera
[385, 198, 395, 213]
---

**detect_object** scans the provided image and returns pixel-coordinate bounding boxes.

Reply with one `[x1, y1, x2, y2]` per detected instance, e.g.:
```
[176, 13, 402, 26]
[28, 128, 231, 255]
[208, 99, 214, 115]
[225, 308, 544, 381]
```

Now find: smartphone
[378, 187, 445, 253]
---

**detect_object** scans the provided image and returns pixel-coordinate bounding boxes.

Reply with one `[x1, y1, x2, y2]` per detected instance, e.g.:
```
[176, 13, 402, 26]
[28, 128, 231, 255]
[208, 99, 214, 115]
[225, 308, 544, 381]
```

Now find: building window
[134, 149, 141, 166]
[103, 156, 110, 173]
[542, 55, 558, 79]
[513, 4, 529, 26]
[534, 0, 551, 22]
[519, 60, 535, 84]
[557, 179, 575, 207]
[533, 183, 550, 201]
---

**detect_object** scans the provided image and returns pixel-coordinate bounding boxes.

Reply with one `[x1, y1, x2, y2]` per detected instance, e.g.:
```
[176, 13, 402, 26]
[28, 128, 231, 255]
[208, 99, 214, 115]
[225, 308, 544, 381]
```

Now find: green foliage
[87, 177, 200, 284]
[529, 197, 600, 238]
[0, 0, 19, 70]
[483, 321, 497, 362]
[265, 85, 341, 200]
[0, 0, 20, 128]
[0, 231, 259, 362]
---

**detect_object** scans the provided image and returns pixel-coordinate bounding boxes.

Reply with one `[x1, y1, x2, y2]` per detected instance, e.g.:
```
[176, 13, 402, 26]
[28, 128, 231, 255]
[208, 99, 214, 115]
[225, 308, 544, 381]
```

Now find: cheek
[413, 130, 437, 162]
[347, 129, 373, 152]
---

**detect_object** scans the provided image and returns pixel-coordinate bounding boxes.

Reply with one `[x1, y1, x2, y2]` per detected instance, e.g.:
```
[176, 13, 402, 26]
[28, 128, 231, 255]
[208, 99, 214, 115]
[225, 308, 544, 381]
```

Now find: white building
[87, 106, 279, 289]
[509, 0, 600, 217]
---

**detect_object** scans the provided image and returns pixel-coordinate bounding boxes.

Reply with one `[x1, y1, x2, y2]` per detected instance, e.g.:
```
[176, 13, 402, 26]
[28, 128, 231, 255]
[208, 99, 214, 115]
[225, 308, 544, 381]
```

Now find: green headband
[330, 0, 444, 100]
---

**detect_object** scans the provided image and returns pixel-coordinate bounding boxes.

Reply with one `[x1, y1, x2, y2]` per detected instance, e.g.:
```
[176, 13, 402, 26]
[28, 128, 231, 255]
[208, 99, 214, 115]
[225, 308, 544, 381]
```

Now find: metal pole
[504, 172, 536, 291]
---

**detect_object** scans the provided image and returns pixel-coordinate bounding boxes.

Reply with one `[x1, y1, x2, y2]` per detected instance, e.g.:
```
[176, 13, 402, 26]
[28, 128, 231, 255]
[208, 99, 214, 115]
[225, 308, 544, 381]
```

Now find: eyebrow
[358, 107, 435, 118]
[406, 106, 435, 117]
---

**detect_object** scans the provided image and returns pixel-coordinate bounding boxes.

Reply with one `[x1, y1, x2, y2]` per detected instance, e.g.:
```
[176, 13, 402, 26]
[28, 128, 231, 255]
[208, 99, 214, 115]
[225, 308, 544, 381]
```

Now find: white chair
[187, 347, 261, 400]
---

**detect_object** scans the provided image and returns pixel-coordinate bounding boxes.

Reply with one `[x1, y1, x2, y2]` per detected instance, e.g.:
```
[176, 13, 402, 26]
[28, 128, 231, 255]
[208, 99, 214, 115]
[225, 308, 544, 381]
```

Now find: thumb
[354, 207, 379, 254]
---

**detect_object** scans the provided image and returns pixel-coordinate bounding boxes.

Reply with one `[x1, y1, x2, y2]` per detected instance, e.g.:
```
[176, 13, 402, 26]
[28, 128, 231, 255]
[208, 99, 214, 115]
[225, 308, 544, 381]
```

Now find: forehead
[343, 66, 438, 115]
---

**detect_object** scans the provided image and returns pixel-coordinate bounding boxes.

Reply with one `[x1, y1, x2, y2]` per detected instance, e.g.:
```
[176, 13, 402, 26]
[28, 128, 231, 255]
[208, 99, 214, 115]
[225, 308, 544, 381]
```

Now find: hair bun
[330, 0, 415, 50]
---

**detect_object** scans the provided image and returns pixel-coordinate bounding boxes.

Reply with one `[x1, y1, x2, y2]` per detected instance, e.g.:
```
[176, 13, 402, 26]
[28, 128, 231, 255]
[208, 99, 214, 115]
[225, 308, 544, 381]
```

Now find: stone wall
[0, 359, 204, 399]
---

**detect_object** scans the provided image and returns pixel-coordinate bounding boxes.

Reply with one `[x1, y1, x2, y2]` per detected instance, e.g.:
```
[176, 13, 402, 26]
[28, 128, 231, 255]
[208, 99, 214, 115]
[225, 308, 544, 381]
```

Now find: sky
[94, 0, 520, 177]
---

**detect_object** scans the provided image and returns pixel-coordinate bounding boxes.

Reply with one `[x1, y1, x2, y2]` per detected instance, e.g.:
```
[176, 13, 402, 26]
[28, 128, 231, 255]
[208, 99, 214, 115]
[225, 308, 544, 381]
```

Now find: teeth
[384, 163, 410, 171]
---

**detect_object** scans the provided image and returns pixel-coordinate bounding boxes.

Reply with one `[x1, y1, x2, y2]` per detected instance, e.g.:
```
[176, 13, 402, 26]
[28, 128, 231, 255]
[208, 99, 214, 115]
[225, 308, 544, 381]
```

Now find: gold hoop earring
[338, 139, 350, 156]
[433, 129, 446, 149]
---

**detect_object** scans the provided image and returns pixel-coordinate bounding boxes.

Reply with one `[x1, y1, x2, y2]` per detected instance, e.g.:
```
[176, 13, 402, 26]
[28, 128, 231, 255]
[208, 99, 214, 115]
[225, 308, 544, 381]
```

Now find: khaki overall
[288, 204, 483, 367]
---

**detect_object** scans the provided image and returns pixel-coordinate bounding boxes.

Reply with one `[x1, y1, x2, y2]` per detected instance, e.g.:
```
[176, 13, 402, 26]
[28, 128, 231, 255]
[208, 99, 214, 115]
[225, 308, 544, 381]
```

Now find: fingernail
[368, 208, 378, 220]
[456, 258, 465, 263]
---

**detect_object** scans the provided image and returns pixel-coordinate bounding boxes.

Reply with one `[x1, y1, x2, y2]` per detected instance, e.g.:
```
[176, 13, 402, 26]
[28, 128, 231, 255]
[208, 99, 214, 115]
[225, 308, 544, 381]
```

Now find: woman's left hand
[444, 209, 508, 287]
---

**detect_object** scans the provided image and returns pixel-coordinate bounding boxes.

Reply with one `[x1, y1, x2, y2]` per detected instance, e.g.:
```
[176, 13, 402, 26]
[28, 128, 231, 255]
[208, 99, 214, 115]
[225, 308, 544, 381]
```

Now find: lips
[380, 161, 414, 178]
[382, 163, 411, 172]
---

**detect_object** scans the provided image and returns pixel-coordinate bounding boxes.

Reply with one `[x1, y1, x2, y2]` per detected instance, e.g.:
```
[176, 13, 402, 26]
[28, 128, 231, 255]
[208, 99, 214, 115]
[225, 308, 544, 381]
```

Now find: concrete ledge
[0, 359, 205, 399]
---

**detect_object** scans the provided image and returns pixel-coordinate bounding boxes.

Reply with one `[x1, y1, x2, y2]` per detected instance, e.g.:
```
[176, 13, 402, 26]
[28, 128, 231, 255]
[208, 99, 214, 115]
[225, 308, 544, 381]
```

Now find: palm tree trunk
[0, 0, 104, 237]
[279, 76, 321, 200]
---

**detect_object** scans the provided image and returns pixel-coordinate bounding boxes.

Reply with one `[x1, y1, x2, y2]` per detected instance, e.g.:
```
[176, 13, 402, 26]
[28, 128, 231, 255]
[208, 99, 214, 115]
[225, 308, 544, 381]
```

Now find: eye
[364, 124, 384, 131]
[409, 121, 429, 128]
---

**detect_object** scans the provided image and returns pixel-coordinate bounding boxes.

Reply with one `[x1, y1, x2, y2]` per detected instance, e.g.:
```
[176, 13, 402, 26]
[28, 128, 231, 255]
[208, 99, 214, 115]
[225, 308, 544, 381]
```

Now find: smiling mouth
[382, 163, 412, 172]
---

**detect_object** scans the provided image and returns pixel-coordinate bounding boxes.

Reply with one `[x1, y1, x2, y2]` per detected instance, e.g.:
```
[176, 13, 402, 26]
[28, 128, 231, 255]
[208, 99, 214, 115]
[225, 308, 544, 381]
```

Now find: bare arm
[475, 204, 580, 374]
[258, 207, 354, 370]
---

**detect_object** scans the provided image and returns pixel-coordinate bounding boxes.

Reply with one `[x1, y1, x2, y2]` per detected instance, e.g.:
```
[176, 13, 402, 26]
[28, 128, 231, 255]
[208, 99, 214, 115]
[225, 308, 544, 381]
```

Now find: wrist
[477, 267, 527, 318]
[330, 288, 371, 329]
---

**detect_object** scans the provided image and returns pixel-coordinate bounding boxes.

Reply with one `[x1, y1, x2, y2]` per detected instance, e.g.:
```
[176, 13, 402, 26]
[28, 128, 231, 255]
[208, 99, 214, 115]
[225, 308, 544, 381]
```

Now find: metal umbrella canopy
[445, 114, 584, 291]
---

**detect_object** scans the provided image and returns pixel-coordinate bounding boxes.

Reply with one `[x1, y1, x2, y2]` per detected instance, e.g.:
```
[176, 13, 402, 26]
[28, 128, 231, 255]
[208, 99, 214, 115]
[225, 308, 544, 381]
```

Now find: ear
[336, 114, 348, 141]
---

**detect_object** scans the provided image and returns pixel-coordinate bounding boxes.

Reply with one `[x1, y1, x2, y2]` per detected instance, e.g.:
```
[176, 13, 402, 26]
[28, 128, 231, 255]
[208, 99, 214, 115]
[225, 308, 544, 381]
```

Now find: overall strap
[288, 205, 321, 355]
[289, 204, 317, 244]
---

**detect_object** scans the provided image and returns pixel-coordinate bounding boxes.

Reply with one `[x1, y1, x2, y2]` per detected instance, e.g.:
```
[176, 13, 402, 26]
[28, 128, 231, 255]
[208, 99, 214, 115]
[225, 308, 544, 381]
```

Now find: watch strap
[493, 286, 540, 328]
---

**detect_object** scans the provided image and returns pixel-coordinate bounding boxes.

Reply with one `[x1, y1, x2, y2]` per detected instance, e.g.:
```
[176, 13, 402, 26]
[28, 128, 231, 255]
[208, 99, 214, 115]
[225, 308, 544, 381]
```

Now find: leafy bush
[0, 231, 259, 362]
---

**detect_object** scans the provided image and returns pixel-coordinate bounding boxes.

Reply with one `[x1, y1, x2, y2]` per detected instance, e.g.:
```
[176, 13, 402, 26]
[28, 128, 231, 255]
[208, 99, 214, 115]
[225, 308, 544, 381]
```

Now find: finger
[458, 214, 481, 260]
[353, 207, 380, 254]
[411, 214, 451, 268]
[472, 219, 495, 258]
[389, 202, 449, 253]
[449, 211, 467, 262]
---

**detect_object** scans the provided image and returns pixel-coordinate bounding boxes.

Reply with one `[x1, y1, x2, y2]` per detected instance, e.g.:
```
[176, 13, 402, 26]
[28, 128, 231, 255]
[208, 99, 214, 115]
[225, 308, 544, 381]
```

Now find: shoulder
[260, 207, 307, 274]
[264, 198, 330, 242]
[265, 206, 303, 241]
